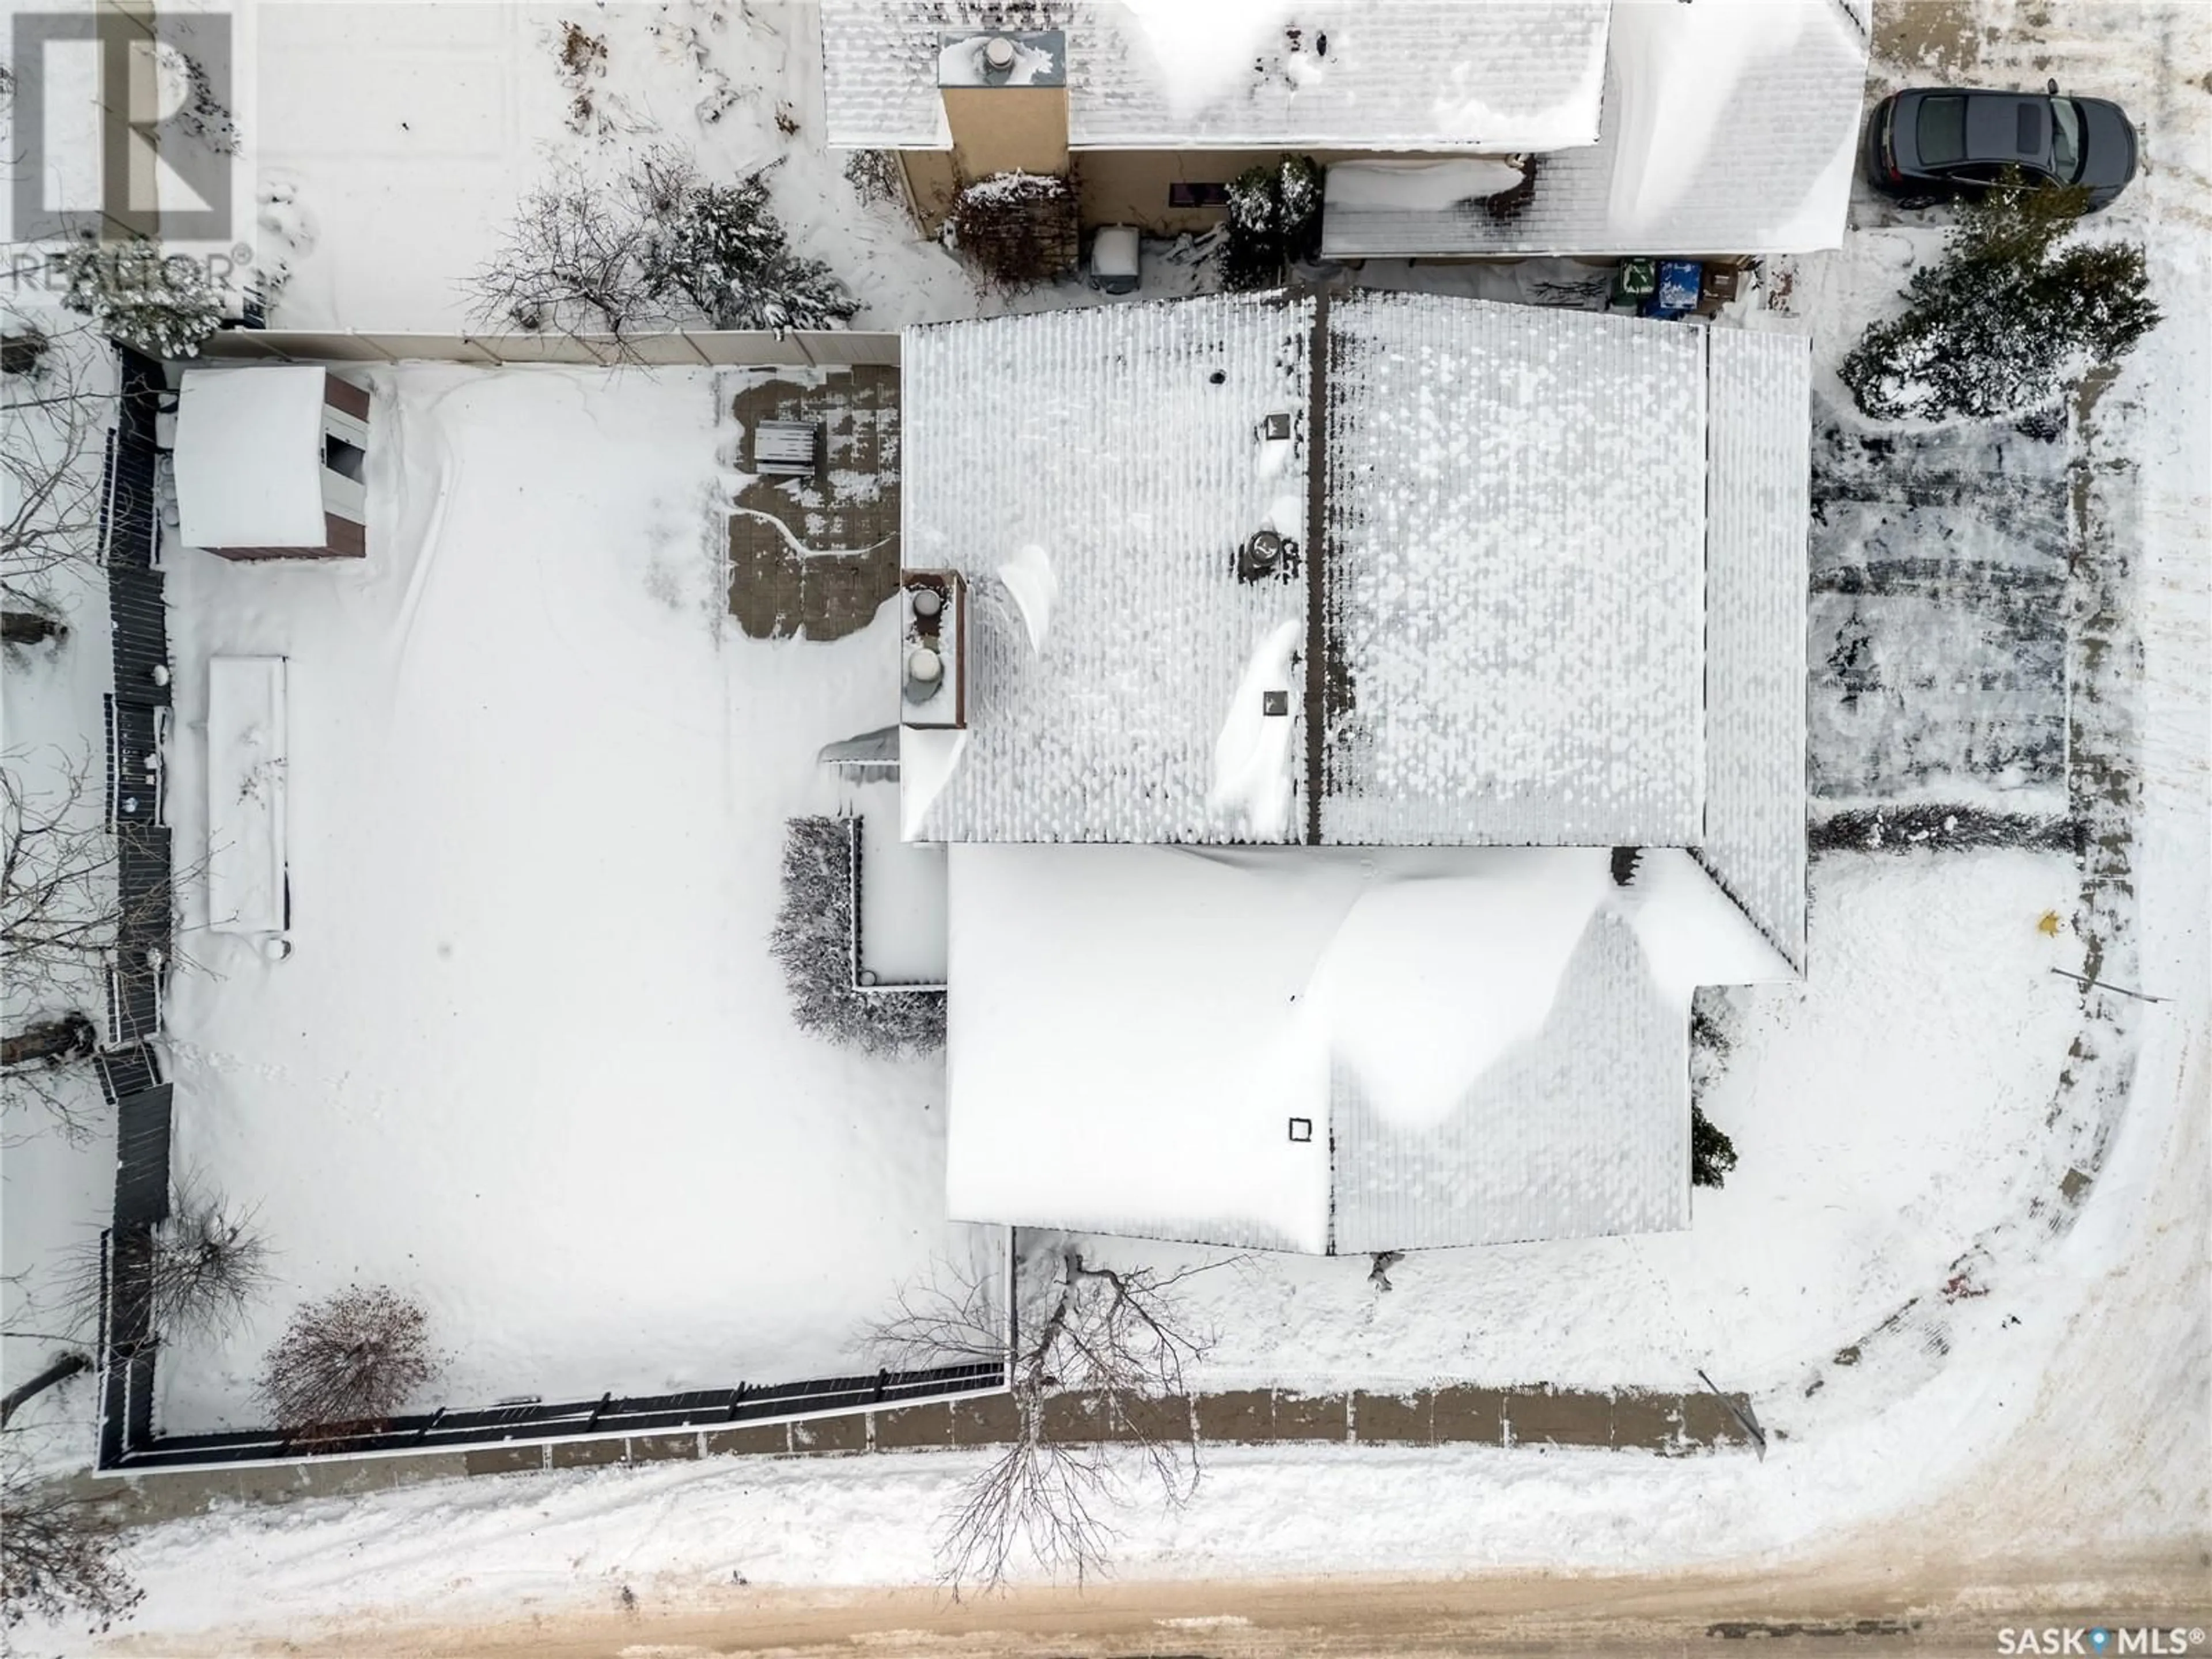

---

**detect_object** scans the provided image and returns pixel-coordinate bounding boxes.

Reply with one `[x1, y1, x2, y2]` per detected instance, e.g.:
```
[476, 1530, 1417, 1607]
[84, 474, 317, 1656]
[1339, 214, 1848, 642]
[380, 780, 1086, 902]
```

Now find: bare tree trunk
[0, 1351, 90, 1427]
[2, 1013, 97, 1070]
[2, 610, 65, 646]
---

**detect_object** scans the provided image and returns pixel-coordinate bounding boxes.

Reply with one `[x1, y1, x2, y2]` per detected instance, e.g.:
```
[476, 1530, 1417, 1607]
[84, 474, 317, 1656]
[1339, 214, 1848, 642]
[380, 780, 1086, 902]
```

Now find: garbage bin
[1609, 257, 1657, 313]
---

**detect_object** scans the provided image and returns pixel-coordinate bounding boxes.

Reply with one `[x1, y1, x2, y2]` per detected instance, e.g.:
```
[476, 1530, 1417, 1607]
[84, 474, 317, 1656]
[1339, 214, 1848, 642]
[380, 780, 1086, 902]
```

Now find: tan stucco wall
[900, 150, 961, 233]
[941, 86, 1070, 180]
[1102, 149, 1491, 236]
[905, 143, 1535, 241]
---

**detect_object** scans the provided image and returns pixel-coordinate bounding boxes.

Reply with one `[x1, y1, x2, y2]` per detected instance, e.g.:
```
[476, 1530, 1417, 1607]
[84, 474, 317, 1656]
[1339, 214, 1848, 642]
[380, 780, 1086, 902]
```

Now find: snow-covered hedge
[769, 816, 944, 1056]
[942, 172, 1079, 288]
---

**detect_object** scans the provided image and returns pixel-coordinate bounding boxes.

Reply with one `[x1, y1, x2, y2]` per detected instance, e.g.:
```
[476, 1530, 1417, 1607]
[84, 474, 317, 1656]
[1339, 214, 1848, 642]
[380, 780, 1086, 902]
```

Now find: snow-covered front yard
[1115, 846, 2083, 1403]
[156, 365, 982, 1429]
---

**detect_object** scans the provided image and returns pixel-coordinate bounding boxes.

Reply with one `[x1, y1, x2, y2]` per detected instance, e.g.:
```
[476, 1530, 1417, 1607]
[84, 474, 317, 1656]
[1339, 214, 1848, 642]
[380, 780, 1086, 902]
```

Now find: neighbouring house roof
[818, 1, 1613, 153]
[945, 843, 1788, 1252]
[899, 290, 1812, 952]
[174, 366, 328, 548]
[1320, 0, 1872, 257]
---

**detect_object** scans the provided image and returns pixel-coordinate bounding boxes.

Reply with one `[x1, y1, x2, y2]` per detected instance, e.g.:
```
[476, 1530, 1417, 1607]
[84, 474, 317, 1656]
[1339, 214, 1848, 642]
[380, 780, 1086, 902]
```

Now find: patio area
[725, 366, 902, 642]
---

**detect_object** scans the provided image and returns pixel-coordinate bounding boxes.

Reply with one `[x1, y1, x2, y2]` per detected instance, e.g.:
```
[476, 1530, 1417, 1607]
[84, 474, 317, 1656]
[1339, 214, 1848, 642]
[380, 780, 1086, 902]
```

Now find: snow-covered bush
[54, 236, 221, 358]
[844, 148, 906, 210]
[768, 816, 944, 1056]
[1688, 988, 1739, 1189]
[1221, 155, 1322, 290]
[1840, 172, 2158, 423]
[1221, 164, 1282, 292]
[256, 1285, 440, 1438]
[643, 165, 860, 331]
[472, 149, 858, 337]
[942, 172, 1080, 288]
[1277, 153, 1323, 262]
[1691, 1105, 1737, 1189]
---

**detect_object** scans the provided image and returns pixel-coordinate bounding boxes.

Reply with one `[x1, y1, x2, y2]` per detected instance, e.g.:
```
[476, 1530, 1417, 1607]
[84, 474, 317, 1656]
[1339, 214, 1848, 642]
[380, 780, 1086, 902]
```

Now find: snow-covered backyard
[2, 0, 2206, 1650]
[154, 365, 984, 1427]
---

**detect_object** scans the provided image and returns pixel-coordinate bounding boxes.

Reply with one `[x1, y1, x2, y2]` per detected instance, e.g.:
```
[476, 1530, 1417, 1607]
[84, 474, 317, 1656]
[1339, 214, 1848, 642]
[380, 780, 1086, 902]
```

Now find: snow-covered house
[818, 0, 1872, 259]
[173, 366, 372, 560]
[896, 290, 1811, 1254]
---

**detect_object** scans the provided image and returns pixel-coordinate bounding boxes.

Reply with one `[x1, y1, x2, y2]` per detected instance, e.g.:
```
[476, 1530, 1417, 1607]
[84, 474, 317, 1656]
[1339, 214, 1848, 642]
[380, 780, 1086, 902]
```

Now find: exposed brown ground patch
[728, 366, 901, 641]
[1874, 0, 1983, 79]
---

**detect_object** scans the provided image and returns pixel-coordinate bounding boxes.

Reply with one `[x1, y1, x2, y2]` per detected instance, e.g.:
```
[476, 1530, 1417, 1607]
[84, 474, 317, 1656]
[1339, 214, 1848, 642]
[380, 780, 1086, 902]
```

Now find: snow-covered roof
[174, 366, 328, 548]
[900, 293, 1316, 844]
[819, 1, 1612, 153]
[945, 844, 1790, 1253]
[1697, 325, 1812, 968]
[1321, 293, 1707, 847]
[1320, 0, 1872, 257]
[902, 290, 1809, 876]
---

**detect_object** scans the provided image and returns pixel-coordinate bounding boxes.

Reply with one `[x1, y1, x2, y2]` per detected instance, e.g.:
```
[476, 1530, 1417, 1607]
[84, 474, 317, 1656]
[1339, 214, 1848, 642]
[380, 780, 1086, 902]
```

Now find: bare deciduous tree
[1, 311, 114, 619]
[876, 1237, 1219, 1593]
[1, 1446, 142, 1634]
[4, 751, 127, 1144]
[470, 160, 658, 338]
[257, 1285, 440, 1441]
[2, 747, 193, 1143]
[63, 1185, 272, 1347]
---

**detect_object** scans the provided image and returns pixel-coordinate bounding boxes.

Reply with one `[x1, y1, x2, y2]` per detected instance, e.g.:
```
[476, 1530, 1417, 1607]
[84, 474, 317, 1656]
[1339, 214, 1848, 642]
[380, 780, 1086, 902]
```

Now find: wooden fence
[196, 328, 903, 369]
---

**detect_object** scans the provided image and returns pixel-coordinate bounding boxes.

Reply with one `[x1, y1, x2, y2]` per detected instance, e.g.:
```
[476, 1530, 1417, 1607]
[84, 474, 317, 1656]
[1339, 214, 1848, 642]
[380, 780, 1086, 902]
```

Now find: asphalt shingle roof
[819, 0, 1612, 152]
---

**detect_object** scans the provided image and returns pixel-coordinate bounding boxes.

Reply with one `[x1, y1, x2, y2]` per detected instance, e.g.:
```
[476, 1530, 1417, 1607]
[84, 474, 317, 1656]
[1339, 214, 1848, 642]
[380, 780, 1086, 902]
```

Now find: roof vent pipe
[904, 646, 945, 703]
[982, 34, 1017, 82]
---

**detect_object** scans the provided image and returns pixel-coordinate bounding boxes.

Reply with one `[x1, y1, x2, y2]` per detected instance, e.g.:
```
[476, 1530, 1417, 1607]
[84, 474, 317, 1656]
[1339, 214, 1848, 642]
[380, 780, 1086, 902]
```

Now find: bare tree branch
[1, 748, 198, 1146]
[1, 1443, 142, 1634]
[875, 1237, 1226, 1594]
[0, 311, 114, 613]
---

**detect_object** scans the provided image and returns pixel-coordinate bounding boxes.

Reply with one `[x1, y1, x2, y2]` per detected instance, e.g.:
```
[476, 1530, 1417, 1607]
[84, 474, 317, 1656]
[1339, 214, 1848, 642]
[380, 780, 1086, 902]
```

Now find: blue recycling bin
[1646, 259, 1704, 317]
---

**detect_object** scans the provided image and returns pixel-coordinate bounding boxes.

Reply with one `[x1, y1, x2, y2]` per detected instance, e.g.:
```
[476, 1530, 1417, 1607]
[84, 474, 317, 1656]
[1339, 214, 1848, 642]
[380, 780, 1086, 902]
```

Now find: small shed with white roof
[173, 366, 372, 560]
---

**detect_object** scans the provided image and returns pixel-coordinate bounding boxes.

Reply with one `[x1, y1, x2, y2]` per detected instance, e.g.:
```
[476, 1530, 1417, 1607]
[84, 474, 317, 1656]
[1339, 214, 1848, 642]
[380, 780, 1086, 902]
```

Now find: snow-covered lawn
[1085, 848, 2082, 1402]
[157, 365, 983, 1430]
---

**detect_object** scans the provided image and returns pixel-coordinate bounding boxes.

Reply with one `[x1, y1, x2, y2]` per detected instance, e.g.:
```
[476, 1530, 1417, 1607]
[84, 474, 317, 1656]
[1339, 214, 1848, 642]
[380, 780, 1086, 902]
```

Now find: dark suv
[1865, 86, 2138, 210]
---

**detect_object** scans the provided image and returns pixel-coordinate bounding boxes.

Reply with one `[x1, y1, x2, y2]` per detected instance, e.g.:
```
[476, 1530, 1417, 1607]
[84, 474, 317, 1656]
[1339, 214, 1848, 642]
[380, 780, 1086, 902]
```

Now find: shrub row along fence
[195, 328, 902, 369]
[90, 344, 1005, 1474]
